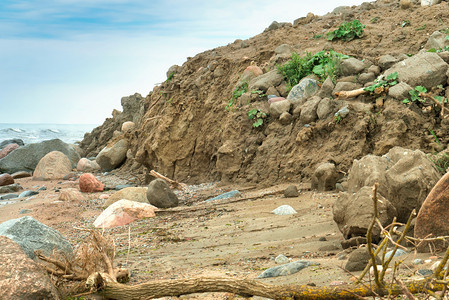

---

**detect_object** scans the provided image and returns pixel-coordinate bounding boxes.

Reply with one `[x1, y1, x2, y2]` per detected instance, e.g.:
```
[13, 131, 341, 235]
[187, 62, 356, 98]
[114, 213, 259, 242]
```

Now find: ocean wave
[6, 128, 25, 133]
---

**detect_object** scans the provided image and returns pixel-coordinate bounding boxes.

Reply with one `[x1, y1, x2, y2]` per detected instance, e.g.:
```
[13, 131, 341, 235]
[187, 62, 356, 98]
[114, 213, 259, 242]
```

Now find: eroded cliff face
[80, 1, 449, 184]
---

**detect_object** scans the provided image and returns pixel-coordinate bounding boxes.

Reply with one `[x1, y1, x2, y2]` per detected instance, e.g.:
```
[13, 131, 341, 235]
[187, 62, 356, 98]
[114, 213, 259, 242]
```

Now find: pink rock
[268, 97, 286, 104]
[244, 65, 263, 77]
[121, 121, 135, 132]
[0, 143, 19, 159]
[0, 174, 14, 186]
[99, 194, 110, 200]
[11, 171, 32, 179]
[93, 199, 158, 228]
[33, 151, 72, 180]
[59, 188, 86, 201]
[79, 173, 104, 193]
[76, 158, 100, 172]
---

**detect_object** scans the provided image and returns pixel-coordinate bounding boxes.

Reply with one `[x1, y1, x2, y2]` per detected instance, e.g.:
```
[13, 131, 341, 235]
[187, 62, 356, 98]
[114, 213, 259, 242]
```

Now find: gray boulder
[384, 52, 448, 89]
[388, 82, 413, 100]
[0, 236, 60, 299]
[0, 183, 22, 194]
[0, 139, 80, 174]
[317, 76, 335, 98]
[287, 78, 320, 106]
[269, 100, 291, 118]
[378, 54, 398, 70]
[146, 179, 179, 208]
[0, 216, 73, 259]
[425, 31, 449, 50]
[333, 187, 397, 241]
[311, 162, 339, 191]
[345, 247, 380, 272]
[0, 139, 24, 150]
[96, 138, 129, 171]
[248, 70, 283, 92]
[340, 58, 366, 76]
[358, 72, 376, 85]
[317, 97, 338, 120]
[299, 96, 321, 124]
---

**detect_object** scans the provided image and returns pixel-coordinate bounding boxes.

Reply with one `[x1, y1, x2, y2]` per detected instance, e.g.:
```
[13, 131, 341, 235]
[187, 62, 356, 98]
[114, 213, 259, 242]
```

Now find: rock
[333, 82, 362, 95]
[258, 260, 319, 278]
[421, 0, 442, 7]
[287, 78, 320, 106]
[275, 254, 290, 264]
[0, 183, 22, 193]
[333, 187, 397, 241]
[76, 158, 101, 172]
[121, 121, 135, 132]
[0, 174, 14, 186]
[0, 236, 60, 299]
[103, 187, 148, 208]
[425, 31, 449, 50]
[347, 147, 440, 223]
[0, 139, 80, 174]
[11, 171, 31, 179]
[378, 54, 399, 70]
[317, 76, 335, 98]
[115, 184, 133, 190]
[248, 70, 283, 92]
[388, 82, 413, 100]
[358, 72, 376, 85]
[399, 0, 412, 8]
[299, 96, 321, 124]
[269, 100, 291, 118]
[59, 188, 86, 201]
[205, 190, 241, 202]
[0, 139, 23, 149]
[0, 216, 73, 259]
[414, 259, 424, 265]
[96, 138, 129, 171]
[33, 151, 73, 180]
[264, 21, 291, 32]
[18, 190, 38, 198]
[418, 269, 433, 276]
[284, 185, 298, 197]
[317, 98, 338, 120]
[341, 237, 367, 249]
[384, 52, 448, 89]
[272, 205, 297, 215]
[340, 58, 366, 76]
[93, 199, 158, 229]
[19, 209, 32, 214]
[367, 65, 381, 75]
[0, 143, 19, 159]
[279, 112, 293, 125]
[274, 44, 293, 55]
[146, 179, 179, 208]
[241, 65, 263, 82]
[311, 163, 339, 191]
[415, 172, 449, 252]
[267, 96, 285, 104]
[345, 247, 381, 272]
[385, 249, 408, 260]
[0, 194, 18, 200]
[79, 173, 104, 193]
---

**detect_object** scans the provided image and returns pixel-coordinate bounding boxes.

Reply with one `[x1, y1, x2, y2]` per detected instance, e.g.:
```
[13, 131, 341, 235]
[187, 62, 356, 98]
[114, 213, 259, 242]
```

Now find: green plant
[313, 34, 323, 39]
[226, 81, 248, 110]
[370, 17, 379, 24]
[401, 20, 410, 27]
[277, 50, 349, 88]
[326, 20, 365, 41]
[334, 114, 342, 124]
[166, 72, 174, 82]
[416, 24, 427, 31]
[402, 86, 427, 104]
[248, 109, 267, 128]
[364, 72, 398, 93]
[429, 129, 440, 145]
[428, 152, 449, 174]
[427, 45, 449, 53]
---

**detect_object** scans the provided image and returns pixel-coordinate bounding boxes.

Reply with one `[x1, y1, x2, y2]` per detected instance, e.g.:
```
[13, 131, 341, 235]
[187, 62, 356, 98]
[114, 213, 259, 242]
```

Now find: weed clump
[327, 19, 365, 41]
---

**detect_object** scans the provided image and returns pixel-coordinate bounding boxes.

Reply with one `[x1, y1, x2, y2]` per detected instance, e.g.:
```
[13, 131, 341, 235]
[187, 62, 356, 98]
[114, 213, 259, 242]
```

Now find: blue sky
[0, 0, 368, 124]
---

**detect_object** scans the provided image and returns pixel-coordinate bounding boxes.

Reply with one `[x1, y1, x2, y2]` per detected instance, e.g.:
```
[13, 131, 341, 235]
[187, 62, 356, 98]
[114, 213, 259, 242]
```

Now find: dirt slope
[81, 0, 449, 185]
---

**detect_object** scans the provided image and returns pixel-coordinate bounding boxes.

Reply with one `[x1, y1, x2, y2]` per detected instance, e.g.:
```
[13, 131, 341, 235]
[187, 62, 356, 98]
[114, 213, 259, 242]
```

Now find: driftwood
[334, 88, 367, 99]
[149, 170, 187, 190]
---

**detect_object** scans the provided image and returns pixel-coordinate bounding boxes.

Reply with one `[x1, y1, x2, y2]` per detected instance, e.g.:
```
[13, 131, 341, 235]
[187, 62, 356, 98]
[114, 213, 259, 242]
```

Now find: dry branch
[334, 88, 367, 99]
[149, 170, 187, 190]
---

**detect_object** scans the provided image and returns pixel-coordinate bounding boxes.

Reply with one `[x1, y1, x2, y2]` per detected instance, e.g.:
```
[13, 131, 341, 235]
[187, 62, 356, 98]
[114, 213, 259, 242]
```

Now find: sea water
[0, 123, 98, 145]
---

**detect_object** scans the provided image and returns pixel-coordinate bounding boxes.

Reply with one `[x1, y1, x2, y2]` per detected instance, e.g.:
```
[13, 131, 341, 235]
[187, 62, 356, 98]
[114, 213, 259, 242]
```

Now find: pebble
[115, 184, 133, 190]
[319, 237, 327, 241]
[19, 209, 32, 214]
[205, 190, 241, 202]
[275, 254, 290, 264]
[413, 259, 424, 265]
[257, 260, 320, 278]
[335, 106, 350, 118]
[37, 186, 47, 191]
[18, 190, 39, 198]
[272, 205, 297, 215]
[0, 193, 19, 200]
[385, 249, 408, 260]
[418, 269, 433, 277]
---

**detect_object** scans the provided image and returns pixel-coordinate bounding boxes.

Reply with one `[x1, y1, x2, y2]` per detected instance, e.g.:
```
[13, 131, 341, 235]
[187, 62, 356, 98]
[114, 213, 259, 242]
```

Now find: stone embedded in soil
[11, 171, 31, 179]
[257, 260, 319, 278]
[287, 78, 319, 106]
[0, 236, 60, 299]
[103, 187, 148, 208]
[76, 157, 101, 172]
[18, 190, 39, 198]
[205, 190, 241, 202]
[275, 254, 290, 264]
[311, 162, 339, 192]
[0, 174, 14, 187]
[272, 205, 297, 215]
[284, 185, 298, 197]
[0, 193, 18, 200]
[345, 247, 380, 272]
[146, 179, 179, 208]
[415, 172, 449, 252]
[79, 173, 105, 193]
[58, 188, 86, 201]
[0, 183, 22, 193]
[96, 138, 129, 171]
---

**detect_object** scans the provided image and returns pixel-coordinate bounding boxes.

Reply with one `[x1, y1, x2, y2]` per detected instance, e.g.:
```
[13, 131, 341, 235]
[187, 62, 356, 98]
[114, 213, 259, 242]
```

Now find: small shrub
[326, 20, 365, 41]
[166, 72, 174, 82]
[364, 72, 398, 94]
[248, 109, 267, 128]
[428, 152, 449, 174]
[226, 82, 248, 110]
[402, 86, 427, 104]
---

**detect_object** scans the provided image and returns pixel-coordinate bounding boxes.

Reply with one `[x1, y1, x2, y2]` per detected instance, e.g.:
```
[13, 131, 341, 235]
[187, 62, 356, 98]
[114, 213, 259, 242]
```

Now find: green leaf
[386, 72, 398, 81]
[253, 119, 263, 128]
[403, 99, 410, 104]
[427, 48, 437, 53]
[415, 86, 427, 93]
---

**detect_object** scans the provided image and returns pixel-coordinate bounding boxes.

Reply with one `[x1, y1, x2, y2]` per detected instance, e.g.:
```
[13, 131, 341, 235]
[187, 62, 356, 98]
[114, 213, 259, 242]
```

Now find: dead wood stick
[86, 274, 446, 300]
[150, 170, 187, 190]
[335, 88, 367, 99]
[421, 93, 449, 117]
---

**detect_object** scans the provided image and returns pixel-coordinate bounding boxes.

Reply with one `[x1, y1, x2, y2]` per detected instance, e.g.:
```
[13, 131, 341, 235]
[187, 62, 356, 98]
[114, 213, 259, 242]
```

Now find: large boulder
[0, 139, 80, 174]
[425, 31, 449, 50]
[347, 147, 440, 222]
[103, 187, 149, 208]
[93, 199, 158, 229]
[415, 172, 449, 252]
[96, 138, 128, 171]
[79, 173, 104, 193]
[76, 158, 101, 172]
[340, 57, 366, 76]
[0, 143, 19, 159]
[0, 174, 14, 187]
[0, 138, 23, 150]
[384, 52, 448, 89]
[0, 216, 73, 259]
[311, 162, 339, 191]
[33, 151, 73, 180]
[248, 70, 283, 92]
[146, 179, 179, 208]
[333, 187, 397, 241]
[269, 100, 291, 118]
[287, 78, 320, 106]
[0, 236, 60, 299]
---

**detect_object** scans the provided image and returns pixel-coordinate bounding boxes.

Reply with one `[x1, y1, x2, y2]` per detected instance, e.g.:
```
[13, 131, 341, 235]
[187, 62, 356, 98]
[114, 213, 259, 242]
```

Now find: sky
[0, 0, 370, 125]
